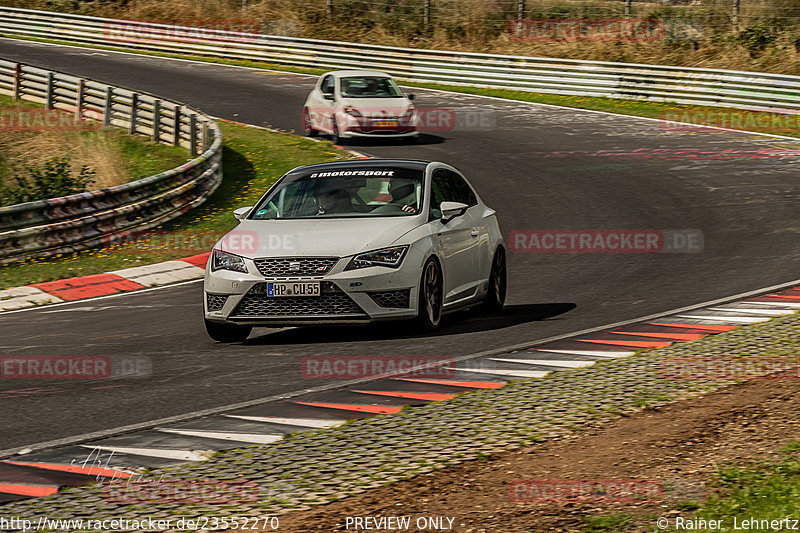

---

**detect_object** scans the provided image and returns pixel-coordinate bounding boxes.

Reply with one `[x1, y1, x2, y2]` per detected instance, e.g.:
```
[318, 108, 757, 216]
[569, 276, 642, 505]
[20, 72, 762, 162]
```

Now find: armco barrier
[0, 58, 222, 264]
[1, 7, 800, 111]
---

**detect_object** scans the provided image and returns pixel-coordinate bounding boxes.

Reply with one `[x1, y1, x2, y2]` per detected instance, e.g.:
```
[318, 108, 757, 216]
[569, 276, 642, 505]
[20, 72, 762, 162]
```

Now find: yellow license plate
[373, 121, 398, 127]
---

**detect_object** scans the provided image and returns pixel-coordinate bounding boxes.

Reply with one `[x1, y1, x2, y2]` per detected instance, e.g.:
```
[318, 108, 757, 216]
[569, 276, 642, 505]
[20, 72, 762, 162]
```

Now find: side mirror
[323, 93, 335, 101]
[233, 206, 253, 220]
[408, 93, 415, 101]
[440, 201, 468, 222]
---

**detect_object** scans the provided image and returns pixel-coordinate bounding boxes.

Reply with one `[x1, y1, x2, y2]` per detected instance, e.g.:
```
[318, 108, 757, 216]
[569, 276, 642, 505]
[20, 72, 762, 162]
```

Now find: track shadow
[244, 302, 576, 345]
[337, 133, 446, 147]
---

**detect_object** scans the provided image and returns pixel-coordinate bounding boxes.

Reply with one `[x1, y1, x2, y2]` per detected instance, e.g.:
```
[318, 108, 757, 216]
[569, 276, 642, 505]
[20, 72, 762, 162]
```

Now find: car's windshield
[250, 167, 424, 219]
[340, 76, 403, 98]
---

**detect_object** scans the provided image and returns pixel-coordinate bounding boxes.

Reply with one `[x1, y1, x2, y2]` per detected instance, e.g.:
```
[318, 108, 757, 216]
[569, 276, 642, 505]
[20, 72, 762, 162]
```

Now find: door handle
[470, 229, 479, 237]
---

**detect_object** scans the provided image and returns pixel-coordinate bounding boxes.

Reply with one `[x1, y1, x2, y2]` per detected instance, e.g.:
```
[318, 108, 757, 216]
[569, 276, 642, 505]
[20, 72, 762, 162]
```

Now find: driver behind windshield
[389, 178, 418, 214]
[315, 185, 353, 215]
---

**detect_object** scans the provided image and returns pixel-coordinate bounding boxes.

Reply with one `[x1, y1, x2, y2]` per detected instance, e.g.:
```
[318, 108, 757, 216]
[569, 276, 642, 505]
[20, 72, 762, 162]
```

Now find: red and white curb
[0, 253, 210, 312]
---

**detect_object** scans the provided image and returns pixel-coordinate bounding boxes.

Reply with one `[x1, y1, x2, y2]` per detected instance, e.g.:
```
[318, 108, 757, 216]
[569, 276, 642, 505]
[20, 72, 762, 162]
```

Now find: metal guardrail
[0, 57, 222, 264]
[1, 6, 800, 112]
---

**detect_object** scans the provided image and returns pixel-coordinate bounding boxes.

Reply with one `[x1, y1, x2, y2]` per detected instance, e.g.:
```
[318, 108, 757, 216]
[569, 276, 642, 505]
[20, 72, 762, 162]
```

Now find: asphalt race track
[1, 37, 799, 451]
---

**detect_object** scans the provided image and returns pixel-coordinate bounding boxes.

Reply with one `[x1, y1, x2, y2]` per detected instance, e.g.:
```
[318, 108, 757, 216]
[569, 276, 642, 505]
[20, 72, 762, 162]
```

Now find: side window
[429, 169, 477, 220]
[448, 171, 478, 207]
[321, 75, 334, 94]
[429, 173, 447, 220]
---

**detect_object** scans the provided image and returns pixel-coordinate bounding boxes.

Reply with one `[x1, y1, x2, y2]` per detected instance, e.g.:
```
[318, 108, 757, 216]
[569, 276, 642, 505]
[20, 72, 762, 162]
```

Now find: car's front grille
[206, 293, 228, 311]
[231, 282, 366, 318]
[253, 257, 338, 278]
[368, 289, 411, 308]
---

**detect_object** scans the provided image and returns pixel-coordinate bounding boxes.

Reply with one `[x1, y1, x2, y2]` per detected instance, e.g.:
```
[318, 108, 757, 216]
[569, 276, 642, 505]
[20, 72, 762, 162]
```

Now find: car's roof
[323, 69, 394, 78]
[288, 159, 430, 174]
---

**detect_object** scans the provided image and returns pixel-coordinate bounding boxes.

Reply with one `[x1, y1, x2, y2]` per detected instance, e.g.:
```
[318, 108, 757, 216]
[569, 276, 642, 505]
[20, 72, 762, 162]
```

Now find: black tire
[302, 108, 318, 137]
[331, 120, 345, 145]
[482, 247, 507, 313]
[205, 318, 252, 343]
[417, 258, 443, 331]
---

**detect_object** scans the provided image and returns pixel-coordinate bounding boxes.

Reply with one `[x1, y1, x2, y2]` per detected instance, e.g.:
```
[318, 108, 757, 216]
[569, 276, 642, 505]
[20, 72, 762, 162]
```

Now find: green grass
[0, 93, 188, 189]
[579, 442, 800, 532]
[581, 513, 634, 532]
[112, 131, 190, 180]
[692, 442, 800, 532]
[0, 120, 351, 289]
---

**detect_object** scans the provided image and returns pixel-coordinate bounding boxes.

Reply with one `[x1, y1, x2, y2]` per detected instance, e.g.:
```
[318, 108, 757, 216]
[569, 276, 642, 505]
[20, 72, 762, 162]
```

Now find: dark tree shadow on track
[243, 302, 576, 345]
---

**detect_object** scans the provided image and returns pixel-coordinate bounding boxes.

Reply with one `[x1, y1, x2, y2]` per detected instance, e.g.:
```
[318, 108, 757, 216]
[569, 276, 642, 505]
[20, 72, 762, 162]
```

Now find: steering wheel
[371, 203, 410, 215]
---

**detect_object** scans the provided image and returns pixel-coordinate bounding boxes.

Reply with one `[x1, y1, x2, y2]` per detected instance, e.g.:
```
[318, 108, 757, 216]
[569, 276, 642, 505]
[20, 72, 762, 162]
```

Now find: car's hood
[217, 217, 421, 258]
[340, 97, 411, 114]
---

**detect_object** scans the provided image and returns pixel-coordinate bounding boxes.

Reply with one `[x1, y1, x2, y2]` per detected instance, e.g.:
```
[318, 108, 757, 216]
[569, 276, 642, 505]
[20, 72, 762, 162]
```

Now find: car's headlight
[345, 245, 409, 271]
[211, 249, 248, 273]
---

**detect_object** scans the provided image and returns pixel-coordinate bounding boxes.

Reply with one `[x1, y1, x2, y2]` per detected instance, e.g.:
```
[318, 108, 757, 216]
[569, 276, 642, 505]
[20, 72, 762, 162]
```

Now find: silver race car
[203, 160, 505, 342]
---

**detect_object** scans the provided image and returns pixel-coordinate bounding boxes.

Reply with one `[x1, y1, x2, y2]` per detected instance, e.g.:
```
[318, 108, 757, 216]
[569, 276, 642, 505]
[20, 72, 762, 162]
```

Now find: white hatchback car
[302, 70, 419, 144]
[203, 160, 506, 342]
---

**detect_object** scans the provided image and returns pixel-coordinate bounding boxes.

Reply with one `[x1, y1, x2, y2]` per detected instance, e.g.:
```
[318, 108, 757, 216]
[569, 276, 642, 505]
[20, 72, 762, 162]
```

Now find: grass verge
[692, 441, 800, 532]
[0, 120, 352, 289]
[0, 93, 189, 194]
[580, 441, 800, 532]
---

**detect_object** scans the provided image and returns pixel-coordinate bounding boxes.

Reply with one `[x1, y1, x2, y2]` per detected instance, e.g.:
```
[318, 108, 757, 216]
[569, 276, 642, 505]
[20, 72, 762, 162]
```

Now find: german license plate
[373, 120, 398, 127]
[267, 282, 320, 297]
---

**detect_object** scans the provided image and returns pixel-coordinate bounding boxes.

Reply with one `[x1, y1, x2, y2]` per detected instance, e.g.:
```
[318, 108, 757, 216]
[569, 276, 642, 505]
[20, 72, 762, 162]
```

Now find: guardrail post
[12, 64, 21, 102]
[517, 0, 525, 21]
[103, 87, 113, 127]
[189, 113, 198, 157]
[152, 99, 161, 143]
[201, 121, 210, 152]
[173, 106, 182, 146]
[45, 72, 54, 109]
[76, 79, 85, 121]
[423, 0, 431, 30]
[733, 0, 740, 27]
[129, 92, 139, 134]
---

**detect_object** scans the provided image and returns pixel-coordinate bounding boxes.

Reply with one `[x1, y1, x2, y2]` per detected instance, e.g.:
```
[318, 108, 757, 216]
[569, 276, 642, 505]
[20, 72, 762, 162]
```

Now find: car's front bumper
[340, 129, 419, 139]
[204, 256, 421, 327]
